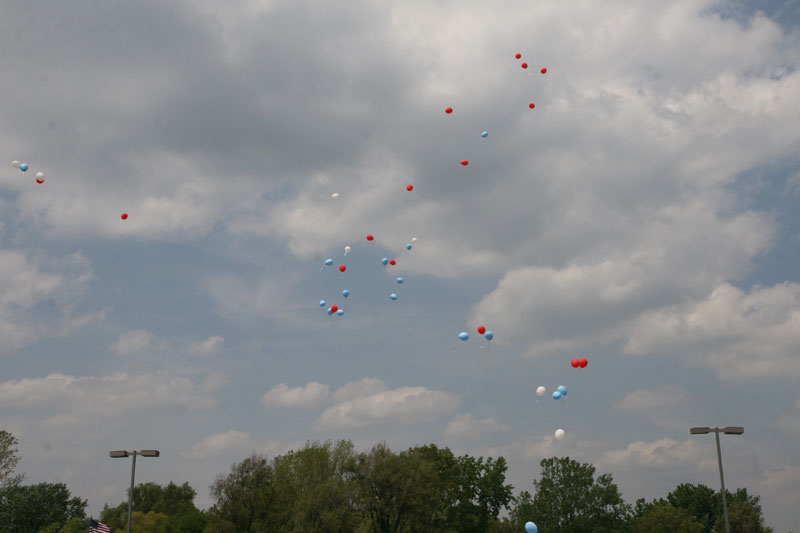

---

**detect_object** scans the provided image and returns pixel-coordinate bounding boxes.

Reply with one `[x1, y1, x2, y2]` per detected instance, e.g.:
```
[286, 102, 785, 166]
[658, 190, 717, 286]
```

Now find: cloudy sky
[1, 0, 799, 529]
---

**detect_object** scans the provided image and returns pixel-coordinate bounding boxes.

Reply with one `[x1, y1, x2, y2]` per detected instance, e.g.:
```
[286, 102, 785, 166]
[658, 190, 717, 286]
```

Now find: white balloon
[35, 171, 45, 179]
[331, 193, 340, 199]
[410, 237, 417, 242]
[344, 245, 351, 255]
[536, 386, 546, 397]
[555, 429, 565, 440]
[11, 160, 20, 169]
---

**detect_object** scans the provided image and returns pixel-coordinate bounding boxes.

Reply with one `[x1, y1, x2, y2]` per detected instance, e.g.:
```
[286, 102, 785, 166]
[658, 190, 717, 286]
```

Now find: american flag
[89, 519, 112, 533]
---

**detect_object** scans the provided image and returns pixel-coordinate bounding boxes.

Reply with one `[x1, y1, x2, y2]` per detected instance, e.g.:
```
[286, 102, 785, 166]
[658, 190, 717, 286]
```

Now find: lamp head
[690, 427, 711, 435]
[109, 451, 129, 458]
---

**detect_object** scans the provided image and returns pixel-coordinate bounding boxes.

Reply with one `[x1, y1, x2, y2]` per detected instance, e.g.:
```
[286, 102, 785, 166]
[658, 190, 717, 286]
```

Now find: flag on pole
[89, 519, 112, 533]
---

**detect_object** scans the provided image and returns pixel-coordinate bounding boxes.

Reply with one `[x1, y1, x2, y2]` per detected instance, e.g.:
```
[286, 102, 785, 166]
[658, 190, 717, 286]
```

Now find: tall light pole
[689, 426, 743, 533]
[109, 450, 160, 533]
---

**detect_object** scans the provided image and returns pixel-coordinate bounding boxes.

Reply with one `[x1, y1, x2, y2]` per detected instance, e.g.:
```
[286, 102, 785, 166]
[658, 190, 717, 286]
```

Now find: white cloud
[314, 385, 460, 430]
[111, 329, 159, 356]
[599, 438, 712, 469]
[188, 335, 225, 356]
[760, 465, 800, 490]
[625, 282, 800, 380]
[444, 413, 509, 440]
[614, 386, 687, 411]
[332, 377, 386, 402]
[183, 430, 254, 460]
[261, 382, 330, 408]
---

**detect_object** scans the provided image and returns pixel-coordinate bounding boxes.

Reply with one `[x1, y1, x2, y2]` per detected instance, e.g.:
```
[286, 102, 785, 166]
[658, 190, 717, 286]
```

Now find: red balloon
[36, 178, 44, 184]
[406, 184, 413, 191]
[515, 53, 522, 59]
[121, 213, 128, 220]
[445, 107, 453, 114]
[389, 259, 396, 265]
[571, 358, 580, 368]
[366, 234, 374, 241]
[521, 62, 528, 69]
[477, 325, 486, 335]
[339, 264, 346, 272]
[580, 358, 588, 368]
[541, 67, 547, 74]
[529, 102, 535, 109]
[460, 159, 469, 166]
[331, 305, 338, 313]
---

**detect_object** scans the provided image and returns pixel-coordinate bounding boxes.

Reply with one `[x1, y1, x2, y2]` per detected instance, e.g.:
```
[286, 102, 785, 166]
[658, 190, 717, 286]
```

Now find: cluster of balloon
[12, 160, 45, 184]
[525, 522, 538, 533]
[570, 357, 588, 368]
[552, 385, 567, 400]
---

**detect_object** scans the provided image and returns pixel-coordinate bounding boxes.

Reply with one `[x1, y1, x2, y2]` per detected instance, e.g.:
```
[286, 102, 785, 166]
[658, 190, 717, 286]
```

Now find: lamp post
[109, 450, 160, 533]
[689, 426, 743, 533]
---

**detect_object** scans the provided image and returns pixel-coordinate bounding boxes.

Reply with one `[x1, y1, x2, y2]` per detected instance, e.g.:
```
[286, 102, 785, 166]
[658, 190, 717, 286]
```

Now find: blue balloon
[327, 307, 333, 315]
[459, 332, 469, 341]
[481, 131, 488, 138]
[484, 331, 494, 341]
[557, 385, 567, 396]
[525, 521, 538, 533]
[336, 309, 344, 316]
[319, 300, 326, 307]
[552, 391, 561, 400]
[342, 289, 349, 298]
[382, 257, 389, 266]
[19, 163, 28, 172]
[406, 243, 412, 250]
[396, 277, 404, 284]
[390, 293, 398, 300]
[324, 258, 333, 266]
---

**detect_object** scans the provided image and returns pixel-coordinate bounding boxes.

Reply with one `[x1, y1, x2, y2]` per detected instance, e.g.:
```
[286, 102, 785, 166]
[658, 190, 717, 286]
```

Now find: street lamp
[689, 427, 743, 533]
[109, 450, 160, 533]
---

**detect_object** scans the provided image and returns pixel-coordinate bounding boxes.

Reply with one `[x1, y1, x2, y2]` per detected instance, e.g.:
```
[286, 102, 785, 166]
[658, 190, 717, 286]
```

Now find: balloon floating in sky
[11, 160, 20, 169]
[121, 213, 128, 220]
[555, 429, 565, 441]
[331, 305, 338, 313]
[366, 234, 374, 241]
[529, 102, 535, 109]
[19, 163, 28, 172]
[477, 325, 486, 335]
[460, 159, 469, 166]
[390, 293, 398, 301]
[536, 386, 546, 397]
[406, 184, 414, 191]
[406, 243, 412, 250]
[557, 385, 567, 396]
[411, 237, 417, 242]
[541, 67, 547, 74]
[331, 193, 340, 199]
[445, 107, 453, 114]
[552, 391, 561, 400]
[571, 358, 580, 368]
[337, 309, 344, 316]
[459, 332, 469, 341]
[344, 245, 351, 255]
[389, 259, 396, 265]
[382, 257, 389, 266]
[515, 53, 522, 59]
[35, 172, 45, 184]
[484, 331, 494, 341]
[525, 521, 538, 533]
[521, 62, 528, 69]
[342, 289, 349, 298]
[319, 300, 327, 307]
[396, 277, 403, 284]
[324, 258, 334, 266]
[580, 357, 588, 368]
[481, 131, 488, 138]
[327, 307, 333, 315]
[339, 264, 347, 273]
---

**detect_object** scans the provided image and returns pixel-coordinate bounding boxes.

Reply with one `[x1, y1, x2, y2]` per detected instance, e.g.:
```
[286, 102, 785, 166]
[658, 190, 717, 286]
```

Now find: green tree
[529, 456, 631, 532]
[714, 489, 773, 533]
[100, 481, 207, 532]
[206, 453, 274, 532]
[631, 503, 704, 532]
[665, 483, 717, 531]
[0, 430, 23, 488]
[37, 517, 88, 533]
[444, 452, 513, 532]
[0, 482, 87, 533]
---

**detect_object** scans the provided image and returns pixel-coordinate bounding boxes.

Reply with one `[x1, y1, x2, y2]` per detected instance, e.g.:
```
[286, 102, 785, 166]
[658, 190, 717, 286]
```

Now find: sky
[1, 0, 799, 530]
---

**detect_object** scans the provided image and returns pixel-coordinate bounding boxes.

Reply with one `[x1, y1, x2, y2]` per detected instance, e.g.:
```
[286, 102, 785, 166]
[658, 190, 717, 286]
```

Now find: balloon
[327, 307, 333, 315]
[515, 53, 522, 59]
[406, 184, 414, 191]
[396, 277, 403, 284]
[484, 331, 494, 340]
[331, 193, 340, 199]
[571, 358, 580, 368]
[11, 160, 20, 169]
[390, 293, 398, 300]
[36, 177, 45, 184]
[331, 305, 338, 313]
[324, 258, 334, 266]
[477, 325, 486, 335]
[35, 171, 44, 179]
[541, 67, 547, 74]
[481, 131, 488, 138]
[121, 213, 128, 220]
[337, 309, 344, 316]
[459, 332, 469, 341]
[19, 163, 28, 172]
[389, 259, 396, 265]
[557, 385, 567, 396]
[382, 257, 389, 266]
[529, 102, 535, 109]
[411, 237, 417, 242]
[460, 159, 469, 166]
[555, 429, 565, 440]
[406, 243, 412, 250]
[536, 386, 546, 397]
[445, 107, 453, 114]
[344, 245, 351, 255]
[580, 358, 588, 368]
[521, 62, 528, 69]
[552, 391, 561, 400]
[339, 264, 346, 272]
[342, 289, 349, 298]
[319, 300, 327, 307]
[366, 234, 374, 241]
[525, 521, 538, 533]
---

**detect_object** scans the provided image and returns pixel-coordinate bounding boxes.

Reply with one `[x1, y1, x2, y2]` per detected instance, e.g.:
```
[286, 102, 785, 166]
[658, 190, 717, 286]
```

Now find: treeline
[0, 430, 775, 532]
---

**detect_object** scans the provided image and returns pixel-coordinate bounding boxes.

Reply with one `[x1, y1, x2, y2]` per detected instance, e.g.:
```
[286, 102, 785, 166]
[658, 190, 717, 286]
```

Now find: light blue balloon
[459, 332, 469, 341]
[336, 309, 344, 316]
[484, 331, 494, 341]
[525, 521, 538, 533]
[390, 293, 398, 300]
[324, 258, 333, 266]
[19, 163, 28, 172]
[406, 243, 412, 250]
[342, 289, 349, 298]
[319, 300, 326, 307]
[552, 391, 561, 400]
[327, 307, 333, 315]
[382, 257, 389, 266]
[396, 277, 404, 284]
[557, 385, 567, 396]
[481, 131, 488, 138]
